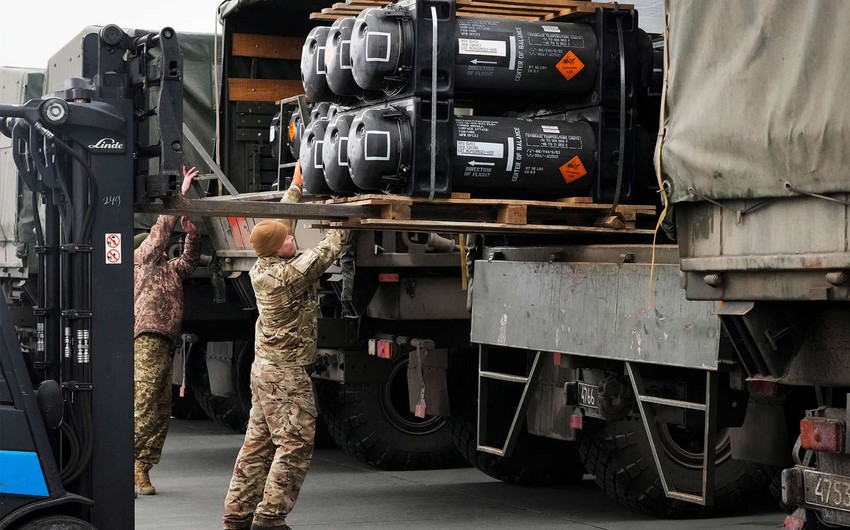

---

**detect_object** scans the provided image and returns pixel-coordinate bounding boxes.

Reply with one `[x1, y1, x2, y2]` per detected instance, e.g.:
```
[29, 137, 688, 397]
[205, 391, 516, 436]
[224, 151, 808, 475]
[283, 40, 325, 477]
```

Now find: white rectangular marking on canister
[338, 138, 349, 166]
[456, 141, 504, 159]
[366, 32, 392, 62]
[459, 38, 507, 57]
[364, 131, 391, 160]
[340, 40, 352, 70]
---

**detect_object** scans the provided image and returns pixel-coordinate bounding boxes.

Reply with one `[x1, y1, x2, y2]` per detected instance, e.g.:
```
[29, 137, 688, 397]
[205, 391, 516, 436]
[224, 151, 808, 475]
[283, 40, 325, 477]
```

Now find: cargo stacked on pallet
[297, 0, 656, 205]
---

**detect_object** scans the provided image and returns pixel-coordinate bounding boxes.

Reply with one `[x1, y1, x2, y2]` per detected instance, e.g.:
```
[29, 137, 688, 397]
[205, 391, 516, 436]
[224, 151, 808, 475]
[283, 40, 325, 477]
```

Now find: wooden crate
[310, 0, 633, 22]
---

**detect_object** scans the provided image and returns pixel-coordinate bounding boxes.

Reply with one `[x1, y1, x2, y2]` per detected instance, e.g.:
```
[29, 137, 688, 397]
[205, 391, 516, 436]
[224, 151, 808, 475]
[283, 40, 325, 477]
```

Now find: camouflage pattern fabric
[250, 228, 349, 366]
[134, 332, 174, 465]
[277, 181, 302, 235]
[222, 357, 317, 529]
[134, 214, 200, 342]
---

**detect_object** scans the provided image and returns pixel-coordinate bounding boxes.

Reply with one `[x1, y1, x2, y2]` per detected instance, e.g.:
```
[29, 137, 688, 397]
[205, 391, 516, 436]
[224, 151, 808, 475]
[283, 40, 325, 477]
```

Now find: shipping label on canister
[454, 18, 598, 95]
[452, 117, 597, 197]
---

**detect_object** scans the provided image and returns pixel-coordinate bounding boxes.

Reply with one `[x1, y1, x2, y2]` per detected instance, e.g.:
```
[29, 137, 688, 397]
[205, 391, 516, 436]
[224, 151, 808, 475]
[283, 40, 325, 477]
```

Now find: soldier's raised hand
[292, 161, 303, 187]
[182, 166, 199, 196]
[181, 216, 197, 236]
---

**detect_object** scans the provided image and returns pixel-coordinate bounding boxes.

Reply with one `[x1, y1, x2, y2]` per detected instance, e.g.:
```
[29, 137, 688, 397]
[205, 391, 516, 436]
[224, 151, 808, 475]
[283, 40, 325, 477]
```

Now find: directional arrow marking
[468, 160, 496, 167]
[471, 59, 497, 65]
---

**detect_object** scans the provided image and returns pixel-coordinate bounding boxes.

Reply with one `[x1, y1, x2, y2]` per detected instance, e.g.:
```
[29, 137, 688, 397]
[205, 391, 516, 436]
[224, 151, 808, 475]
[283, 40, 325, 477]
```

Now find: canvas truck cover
[0, 67, 44, 270]
[659, 0, 850, 203]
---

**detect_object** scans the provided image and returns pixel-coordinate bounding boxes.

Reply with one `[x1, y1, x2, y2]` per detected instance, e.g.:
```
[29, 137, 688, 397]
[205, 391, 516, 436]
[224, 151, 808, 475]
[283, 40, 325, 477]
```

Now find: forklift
[0, 25, 183, 529]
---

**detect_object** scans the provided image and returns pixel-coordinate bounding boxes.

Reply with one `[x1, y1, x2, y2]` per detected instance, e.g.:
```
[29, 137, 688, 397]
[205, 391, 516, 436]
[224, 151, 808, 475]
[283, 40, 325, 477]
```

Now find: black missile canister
[451, 117, 597, 197]
[350, 7, 412, 92]
[347, 98, 597, 198]
[322, 112, 358, 193]
[349, 6, 601, 98]
[287, 110, 304, 160]
[454, 19, 599, 97]
[300, 105, 339, 195]
[348, 105, 412, 191]
[325, 18, 360, 97]
[301, 26, 335, 102]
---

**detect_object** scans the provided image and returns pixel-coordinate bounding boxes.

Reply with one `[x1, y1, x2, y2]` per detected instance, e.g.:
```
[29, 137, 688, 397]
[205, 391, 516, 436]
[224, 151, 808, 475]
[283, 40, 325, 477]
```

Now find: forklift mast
[0, 25, 182, 529]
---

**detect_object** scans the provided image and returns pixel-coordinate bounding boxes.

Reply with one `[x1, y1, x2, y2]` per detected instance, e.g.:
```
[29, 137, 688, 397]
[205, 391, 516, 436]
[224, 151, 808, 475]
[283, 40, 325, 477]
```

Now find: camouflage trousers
[134, 332, 174, 466]
[223, 357, 317, 529]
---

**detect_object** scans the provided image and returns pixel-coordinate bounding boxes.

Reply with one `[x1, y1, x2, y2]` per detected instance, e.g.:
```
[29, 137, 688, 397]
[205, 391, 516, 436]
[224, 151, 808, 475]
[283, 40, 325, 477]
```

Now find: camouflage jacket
[134, 215, 200, 342]
[250, 182, 349, 366]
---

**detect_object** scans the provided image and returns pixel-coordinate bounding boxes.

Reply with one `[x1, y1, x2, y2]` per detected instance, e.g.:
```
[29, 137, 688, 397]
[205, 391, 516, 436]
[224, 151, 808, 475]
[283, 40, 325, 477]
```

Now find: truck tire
[580, 417, 769, 518]
[448, 414, 585, 486]
[188, 346, 249, 432]
[315, 356, 463, 470]
[13, 515, 96, 529]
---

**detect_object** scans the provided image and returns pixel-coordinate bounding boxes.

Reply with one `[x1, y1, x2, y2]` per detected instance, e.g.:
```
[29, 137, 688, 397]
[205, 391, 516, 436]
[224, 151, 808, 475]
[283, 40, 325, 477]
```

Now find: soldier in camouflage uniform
[223, 163, 350, 530]
[134, 167, 200, 495]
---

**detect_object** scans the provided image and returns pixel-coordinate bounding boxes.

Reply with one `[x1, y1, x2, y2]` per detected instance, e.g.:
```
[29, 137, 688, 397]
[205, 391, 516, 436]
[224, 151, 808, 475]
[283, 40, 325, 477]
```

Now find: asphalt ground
[135, 419, 786, 530]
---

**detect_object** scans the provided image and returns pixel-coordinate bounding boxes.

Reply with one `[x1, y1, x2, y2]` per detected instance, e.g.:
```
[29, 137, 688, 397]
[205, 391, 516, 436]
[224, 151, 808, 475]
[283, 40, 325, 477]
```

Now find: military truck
[364, 0, 850, 526]
[283, 0, 792, 520]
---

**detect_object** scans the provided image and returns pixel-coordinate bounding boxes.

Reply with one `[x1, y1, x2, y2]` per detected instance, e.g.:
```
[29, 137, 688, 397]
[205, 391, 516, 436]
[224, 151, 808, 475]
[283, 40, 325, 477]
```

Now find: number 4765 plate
[804, 469, 850, 513]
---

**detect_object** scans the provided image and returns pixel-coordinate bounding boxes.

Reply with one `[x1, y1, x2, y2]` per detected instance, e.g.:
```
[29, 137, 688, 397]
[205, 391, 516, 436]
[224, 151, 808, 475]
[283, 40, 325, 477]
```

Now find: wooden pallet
[310, 0, 633, 22]
[310, 193, 656, 236]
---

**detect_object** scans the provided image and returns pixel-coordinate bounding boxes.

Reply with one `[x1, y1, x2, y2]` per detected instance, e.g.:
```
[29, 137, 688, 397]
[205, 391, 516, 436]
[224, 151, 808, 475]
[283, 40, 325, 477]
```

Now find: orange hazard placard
[556, 51, 585, 81]
[560, 156, 588, 184]
[288, 120, 297, 141]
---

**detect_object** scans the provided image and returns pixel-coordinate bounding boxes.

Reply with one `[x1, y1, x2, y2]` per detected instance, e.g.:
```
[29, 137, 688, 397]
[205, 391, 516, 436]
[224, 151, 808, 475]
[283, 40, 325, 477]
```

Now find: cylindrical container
[451, 116, 597, 197]
[322, 112, 358, 193]
[287, 110, 305, 160]
[453, 19, 599, 96]
[350, 7, 601, 98]
[347, 106, 412, 190]
[310, 101, 333, 122]
[325, 18, 361, 97]
[348, 107, 597, 197]
[270, 110, 283, 164]
[300, 105, 339, 194]
[301, 26, 336, 102]
[350, 8, 412, 92]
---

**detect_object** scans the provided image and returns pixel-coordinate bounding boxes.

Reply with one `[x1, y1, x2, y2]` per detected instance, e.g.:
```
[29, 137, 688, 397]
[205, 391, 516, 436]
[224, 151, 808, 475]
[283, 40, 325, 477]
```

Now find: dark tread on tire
[316, 380, 463, 471]
[579, 418, 770, 518]
[448, 415, 585, 487]
[14, 515, 96, 530]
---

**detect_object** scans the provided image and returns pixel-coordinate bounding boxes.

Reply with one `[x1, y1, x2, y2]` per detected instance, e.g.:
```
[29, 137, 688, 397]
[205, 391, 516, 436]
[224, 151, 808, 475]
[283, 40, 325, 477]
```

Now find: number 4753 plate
[804, 469, 850, 513]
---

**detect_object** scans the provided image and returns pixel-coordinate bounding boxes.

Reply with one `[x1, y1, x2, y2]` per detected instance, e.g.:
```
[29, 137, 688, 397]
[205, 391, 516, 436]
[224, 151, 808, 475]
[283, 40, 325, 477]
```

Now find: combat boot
[250, 524, 290, 530]
[134, 460, 156, 495]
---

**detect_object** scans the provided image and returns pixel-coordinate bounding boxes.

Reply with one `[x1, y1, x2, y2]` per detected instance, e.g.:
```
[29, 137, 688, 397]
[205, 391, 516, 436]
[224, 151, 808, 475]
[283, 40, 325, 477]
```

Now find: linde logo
[88, 138, 124, 150]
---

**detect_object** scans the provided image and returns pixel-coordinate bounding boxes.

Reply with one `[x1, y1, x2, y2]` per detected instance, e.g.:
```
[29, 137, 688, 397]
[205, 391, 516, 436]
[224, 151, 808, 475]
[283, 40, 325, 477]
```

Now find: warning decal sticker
[559, 156, 588, 184]
[105, 233, 122, 264]
[556, 50, 585, 81]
